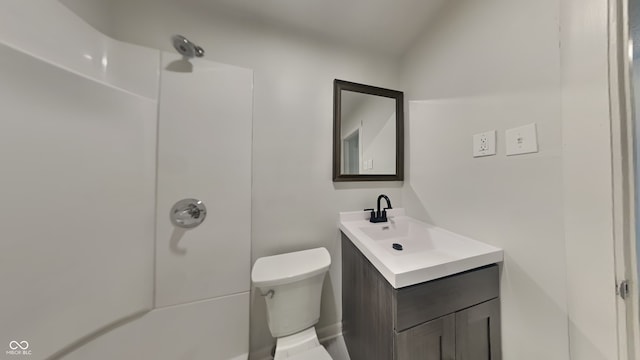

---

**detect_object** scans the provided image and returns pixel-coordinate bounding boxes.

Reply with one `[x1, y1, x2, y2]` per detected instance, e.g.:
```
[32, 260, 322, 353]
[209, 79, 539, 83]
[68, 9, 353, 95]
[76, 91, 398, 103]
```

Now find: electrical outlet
[506, 123, 538, 156]
[473, 130, 496, 157]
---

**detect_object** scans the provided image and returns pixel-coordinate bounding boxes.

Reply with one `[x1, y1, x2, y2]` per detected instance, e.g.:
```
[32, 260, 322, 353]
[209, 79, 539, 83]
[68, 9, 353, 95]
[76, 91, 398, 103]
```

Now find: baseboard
[317, 322, 343, 343]
[249, 322, 343, 360]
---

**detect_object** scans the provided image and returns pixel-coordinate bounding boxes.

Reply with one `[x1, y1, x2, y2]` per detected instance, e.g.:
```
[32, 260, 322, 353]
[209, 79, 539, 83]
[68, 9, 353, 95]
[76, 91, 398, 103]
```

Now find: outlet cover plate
[506, 123, 538, 156]
[473, 130, 496, 157]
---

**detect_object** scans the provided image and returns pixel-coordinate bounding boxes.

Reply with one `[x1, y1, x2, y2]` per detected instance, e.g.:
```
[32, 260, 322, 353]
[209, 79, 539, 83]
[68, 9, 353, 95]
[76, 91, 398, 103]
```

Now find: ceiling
[193, 0, 449, 56]
[61, 0, 449, 57]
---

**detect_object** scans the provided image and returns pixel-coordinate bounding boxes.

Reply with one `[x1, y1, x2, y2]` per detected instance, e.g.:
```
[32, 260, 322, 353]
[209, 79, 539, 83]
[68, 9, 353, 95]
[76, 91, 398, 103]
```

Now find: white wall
[400, 1, 569, 359]
[560, 0, 620, 358]
[0, 2, 158, 358]
[64, 49, 254, 360]
[0, 0, 158, 99]
[154, 53, 253, 309]
[105, 1, 404, 356]
[363, 113, 396, 175]
[59, 0, 113, 36]
[1, 2, 257, 358]
[0, 41, 157, 359]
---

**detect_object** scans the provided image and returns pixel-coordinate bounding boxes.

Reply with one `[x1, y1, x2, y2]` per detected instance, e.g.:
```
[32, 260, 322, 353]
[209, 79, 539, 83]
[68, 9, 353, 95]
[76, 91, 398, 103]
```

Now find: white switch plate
[506, 123, 538, 156]
[473, 130, 496, 157]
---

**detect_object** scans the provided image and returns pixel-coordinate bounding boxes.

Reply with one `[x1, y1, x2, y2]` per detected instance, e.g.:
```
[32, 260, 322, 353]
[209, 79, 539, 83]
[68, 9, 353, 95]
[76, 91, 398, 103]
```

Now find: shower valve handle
[170, 199, 207, 229]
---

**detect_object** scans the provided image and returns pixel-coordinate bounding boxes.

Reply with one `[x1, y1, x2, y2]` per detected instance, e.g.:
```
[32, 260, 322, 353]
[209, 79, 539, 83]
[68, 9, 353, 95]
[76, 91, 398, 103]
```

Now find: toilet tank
[251, 248, 331, 337]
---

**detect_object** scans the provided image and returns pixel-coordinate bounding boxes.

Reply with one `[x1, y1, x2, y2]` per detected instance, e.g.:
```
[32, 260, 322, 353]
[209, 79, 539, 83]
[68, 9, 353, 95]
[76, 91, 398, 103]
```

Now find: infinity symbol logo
[9, 341, 29, 350]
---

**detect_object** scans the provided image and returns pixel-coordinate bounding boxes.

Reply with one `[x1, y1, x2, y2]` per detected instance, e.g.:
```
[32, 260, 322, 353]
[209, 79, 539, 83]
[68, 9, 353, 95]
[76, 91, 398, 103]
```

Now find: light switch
[506, 123, 538, 156]
[473, 130, 496, 157]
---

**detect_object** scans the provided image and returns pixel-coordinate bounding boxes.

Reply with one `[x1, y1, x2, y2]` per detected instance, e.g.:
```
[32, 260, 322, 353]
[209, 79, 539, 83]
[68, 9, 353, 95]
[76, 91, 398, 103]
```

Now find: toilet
[251, 247, 333, 360]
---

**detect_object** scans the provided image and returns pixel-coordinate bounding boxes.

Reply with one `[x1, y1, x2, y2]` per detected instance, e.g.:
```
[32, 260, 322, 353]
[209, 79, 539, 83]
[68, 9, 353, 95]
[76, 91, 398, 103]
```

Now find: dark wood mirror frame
[333, 79, 404, 182]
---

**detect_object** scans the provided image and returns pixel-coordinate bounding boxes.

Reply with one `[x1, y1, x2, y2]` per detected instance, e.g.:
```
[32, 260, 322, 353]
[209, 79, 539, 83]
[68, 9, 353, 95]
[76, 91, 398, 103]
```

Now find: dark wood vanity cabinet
[342, 234, 502, 360]
[395, 314, 455, 360]
[455, 298, 501, 360]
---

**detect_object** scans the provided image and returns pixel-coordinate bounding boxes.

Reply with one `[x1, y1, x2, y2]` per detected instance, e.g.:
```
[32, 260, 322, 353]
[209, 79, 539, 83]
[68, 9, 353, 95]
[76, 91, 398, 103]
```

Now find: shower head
[172, 35, 204, 58]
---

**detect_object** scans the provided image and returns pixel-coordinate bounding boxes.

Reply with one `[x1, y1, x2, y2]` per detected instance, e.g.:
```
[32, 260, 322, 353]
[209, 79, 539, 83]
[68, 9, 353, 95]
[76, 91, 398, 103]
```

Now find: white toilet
[251, 247, 333, 360]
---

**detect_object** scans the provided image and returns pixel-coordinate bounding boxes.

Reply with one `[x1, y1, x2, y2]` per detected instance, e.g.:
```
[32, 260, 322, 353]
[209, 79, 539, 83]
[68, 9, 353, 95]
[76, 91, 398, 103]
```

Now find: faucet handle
[170, 199, 207, 229]
[364, 208, 375, 220]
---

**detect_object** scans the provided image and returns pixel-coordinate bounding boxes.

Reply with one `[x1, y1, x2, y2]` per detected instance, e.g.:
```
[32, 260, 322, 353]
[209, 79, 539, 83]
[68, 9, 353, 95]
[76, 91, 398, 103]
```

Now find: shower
[167, 35, 204, 73]
[172, 35, 204, 58]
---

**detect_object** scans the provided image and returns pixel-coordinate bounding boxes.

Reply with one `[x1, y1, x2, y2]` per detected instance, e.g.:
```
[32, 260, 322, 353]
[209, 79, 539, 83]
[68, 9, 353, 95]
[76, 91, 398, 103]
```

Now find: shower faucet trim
[172, 35, 205, 58]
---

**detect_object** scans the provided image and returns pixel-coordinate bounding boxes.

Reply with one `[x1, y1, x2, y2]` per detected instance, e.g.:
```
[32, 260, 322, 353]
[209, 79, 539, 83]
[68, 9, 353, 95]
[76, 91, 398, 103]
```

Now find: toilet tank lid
[251, 247, 331, 287]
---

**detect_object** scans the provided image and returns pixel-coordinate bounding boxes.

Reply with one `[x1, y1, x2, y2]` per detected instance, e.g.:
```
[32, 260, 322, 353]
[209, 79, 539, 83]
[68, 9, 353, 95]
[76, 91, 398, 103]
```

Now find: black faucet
[364, 194, 393, 223]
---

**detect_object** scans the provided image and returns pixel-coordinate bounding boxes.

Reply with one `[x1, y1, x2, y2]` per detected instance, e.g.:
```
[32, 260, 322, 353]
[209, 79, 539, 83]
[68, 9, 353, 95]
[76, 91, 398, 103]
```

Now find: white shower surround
[0, 1, 252, 359]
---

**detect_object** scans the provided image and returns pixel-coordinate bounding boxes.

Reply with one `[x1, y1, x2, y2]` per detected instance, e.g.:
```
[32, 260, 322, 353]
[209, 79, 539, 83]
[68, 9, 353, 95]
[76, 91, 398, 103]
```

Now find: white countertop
[339, 208, 503, 288]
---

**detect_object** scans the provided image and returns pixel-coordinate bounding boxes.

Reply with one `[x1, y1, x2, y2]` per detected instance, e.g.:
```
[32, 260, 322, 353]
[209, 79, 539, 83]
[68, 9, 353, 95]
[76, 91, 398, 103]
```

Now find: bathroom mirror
[333, 79, 404, 181]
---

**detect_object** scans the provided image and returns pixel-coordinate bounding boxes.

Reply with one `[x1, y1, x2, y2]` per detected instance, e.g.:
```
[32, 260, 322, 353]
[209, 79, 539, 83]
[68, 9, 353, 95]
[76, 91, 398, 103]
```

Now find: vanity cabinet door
[342, 235, 394, 360]
[395, 314, 455, 360]
[455, 298, 501, 360]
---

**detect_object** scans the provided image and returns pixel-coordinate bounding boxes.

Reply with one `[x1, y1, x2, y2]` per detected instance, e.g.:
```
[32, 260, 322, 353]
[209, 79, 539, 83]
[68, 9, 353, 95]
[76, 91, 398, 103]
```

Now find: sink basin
[339, 208, 503, 288]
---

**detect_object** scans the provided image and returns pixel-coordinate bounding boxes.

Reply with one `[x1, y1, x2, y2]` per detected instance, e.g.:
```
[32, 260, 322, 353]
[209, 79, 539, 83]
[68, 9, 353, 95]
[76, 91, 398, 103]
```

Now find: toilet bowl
[251, 247, 333, 360]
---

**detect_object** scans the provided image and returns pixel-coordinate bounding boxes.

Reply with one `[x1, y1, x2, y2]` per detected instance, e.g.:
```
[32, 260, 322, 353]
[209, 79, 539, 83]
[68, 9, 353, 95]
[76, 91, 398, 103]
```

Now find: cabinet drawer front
[395, 265, 499, 331]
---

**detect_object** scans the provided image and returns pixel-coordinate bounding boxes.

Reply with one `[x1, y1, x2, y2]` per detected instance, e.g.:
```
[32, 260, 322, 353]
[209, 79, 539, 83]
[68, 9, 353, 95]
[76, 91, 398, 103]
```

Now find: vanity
[339, 209, 504, 360]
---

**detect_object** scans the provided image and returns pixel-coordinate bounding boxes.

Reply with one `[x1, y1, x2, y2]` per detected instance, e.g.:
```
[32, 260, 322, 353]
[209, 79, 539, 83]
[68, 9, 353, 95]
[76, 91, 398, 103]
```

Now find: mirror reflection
[340, 91, 396, 175]
[333, 80, 404, 181]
